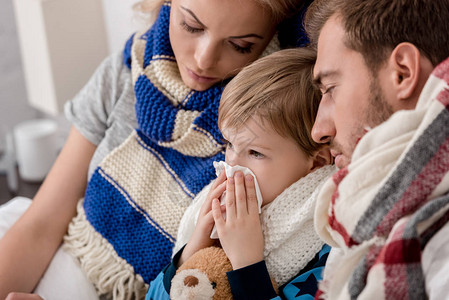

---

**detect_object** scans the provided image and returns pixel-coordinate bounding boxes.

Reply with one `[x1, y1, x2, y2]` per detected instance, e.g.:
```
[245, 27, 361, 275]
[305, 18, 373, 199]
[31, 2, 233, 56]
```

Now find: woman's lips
[186, 67, 217, 83]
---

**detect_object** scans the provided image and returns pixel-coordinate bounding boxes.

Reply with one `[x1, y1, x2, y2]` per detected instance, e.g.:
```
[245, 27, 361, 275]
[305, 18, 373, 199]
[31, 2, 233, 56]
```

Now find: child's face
[222, 117, 314, 206]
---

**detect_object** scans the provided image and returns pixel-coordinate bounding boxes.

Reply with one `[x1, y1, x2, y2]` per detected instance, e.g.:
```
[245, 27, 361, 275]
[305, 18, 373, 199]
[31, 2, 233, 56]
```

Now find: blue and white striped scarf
[63, 2, 240, 299]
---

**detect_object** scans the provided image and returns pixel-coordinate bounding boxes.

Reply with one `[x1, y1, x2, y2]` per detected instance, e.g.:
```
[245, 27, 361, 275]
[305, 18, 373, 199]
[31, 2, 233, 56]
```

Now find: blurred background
[0, 0, 143, 202]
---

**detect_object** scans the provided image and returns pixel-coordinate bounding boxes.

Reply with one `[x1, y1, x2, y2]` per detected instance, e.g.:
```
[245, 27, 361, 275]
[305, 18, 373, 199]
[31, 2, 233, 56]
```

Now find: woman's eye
[181, 21, 203, 33]
[229, 41, 253, 54]
[249, 149, 264, 159]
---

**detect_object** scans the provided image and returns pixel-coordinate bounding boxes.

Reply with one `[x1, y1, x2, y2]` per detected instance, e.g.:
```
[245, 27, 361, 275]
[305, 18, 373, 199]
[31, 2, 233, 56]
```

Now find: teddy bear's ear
[171, 268, 216, 299]
[170, 247, 233, 300]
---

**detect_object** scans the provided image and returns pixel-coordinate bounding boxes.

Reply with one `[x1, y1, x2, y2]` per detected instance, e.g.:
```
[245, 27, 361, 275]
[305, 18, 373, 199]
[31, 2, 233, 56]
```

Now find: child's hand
[212, 171, 264, 270]
[177, 171, 227, 267]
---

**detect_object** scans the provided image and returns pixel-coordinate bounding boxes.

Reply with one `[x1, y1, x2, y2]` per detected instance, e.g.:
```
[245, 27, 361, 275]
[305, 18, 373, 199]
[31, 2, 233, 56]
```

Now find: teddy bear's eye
[211, 282, 217, 289]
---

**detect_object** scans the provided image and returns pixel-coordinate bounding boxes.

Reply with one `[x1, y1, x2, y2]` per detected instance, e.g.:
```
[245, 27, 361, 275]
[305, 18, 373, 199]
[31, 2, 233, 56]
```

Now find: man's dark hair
[305, 0, 449, 71]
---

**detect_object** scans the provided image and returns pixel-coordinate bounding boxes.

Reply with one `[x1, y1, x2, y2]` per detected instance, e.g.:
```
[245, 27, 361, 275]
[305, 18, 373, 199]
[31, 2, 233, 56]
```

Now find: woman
[0, 0, 308, 299]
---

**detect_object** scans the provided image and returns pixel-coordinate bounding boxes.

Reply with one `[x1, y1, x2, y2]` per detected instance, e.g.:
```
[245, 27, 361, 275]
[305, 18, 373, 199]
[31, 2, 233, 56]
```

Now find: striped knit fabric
[63, 2, 233, 299]
[314, 57, 449, 300]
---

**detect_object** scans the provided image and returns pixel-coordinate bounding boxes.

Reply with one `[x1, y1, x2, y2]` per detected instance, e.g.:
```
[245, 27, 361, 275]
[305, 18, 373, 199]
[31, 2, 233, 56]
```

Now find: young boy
[147, 48, 335, 299]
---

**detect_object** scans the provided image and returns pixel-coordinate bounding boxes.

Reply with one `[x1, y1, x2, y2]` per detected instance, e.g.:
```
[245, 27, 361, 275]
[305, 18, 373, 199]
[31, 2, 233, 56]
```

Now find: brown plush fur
[170, 246, 278, 299]
[171, 247, 233, 299]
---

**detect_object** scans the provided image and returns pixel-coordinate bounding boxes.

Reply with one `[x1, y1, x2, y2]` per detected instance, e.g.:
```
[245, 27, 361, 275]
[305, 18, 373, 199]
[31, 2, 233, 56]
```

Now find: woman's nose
[311, 101, 335, 145]
[194, 38, 219, 70]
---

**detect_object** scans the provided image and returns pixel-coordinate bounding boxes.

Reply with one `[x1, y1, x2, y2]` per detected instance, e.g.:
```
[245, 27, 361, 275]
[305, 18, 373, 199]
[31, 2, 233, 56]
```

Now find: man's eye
[323, 86, 335, 95]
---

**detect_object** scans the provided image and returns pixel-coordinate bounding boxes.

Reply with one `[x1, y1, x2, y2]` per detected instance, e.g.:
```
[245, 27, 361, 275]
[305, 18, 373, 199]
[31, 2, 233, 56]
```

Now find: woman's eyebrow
[229, 34, 263, 39]
[180, 6, 206, 27]
[180, 6, 263, 40]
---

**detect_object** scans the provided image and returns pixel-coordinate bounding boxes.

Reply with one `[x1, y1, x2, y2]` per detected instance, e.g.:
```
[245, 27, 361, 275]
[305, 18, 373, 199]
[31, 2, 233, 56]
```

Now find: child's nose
[226, 152, 240, 167]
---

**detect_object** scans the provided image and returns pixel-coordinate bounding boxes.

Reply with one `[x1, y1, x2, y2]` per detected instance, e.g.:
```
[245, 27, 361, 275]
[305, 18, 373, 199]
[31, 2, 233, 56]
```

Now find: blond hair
[134, 0, 306, 25]
[133, 0, 165, 25]
[218, 48, 321, 157]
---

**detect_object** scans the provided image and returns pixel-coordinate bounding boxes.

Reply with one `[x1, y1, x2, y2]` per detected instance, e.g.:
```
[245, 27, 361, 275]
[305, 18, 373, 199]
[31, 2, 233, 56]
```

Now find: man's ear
[311, 147, 332, 171]
[389, 43, 421, 102]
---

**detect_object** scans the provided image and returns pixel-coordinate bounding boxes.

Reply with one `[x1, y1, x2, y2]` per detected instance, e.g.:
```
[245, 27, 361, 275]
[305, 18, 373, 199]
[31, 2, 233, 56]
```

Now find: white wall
[0, 0, 142, 153]
[102, 0, 143, 54]
[0, 0, 38, 152]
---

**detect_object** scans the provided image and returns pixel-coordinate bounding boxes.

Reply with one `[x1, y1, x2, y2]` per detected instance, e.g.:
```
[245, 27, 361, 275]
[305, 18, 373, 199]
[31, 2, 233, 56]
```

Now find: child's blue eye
[249, 149, 264, 159]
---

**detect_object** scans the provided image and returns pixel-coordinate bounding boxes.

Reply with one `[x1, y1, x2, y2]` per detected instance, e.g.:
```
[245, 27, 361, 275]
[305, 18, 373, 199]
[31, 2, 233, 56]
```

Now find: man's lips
[330, 150, 341, 158]
[186, 67, 217, 83]
[331, 150, 344, 168]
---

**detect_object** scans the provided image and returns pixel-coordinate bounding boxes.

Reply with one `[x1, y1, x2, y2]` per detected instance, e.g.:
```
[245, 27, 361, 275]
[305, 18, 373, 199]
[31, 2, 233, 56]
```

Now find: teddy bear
[170, 246, 233, 299]
[170, 246, 277, 299]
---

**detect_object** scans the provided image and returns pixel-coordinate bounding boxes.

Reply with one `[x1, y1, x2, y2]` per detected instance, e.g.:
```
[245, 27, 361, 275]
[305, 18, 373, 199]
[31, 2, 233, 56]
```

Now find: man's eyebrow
[181, 6, 206, 28]
[312, 75, 323, 87]
[313, 70, 339, 87]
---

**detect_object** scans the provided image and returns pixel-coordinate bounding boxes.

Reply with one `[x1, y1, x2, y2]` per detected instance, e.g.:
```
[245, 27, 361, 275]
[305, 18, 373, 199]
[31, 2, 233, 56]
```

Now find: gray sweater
[64, 52, 137, 179]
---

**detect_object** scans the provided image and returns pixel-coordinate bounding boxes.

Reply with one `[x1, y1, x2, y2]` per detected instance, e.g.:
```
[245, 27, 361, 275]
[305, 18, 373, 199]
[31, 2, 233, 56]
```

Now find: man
[305, 0, 449, 299]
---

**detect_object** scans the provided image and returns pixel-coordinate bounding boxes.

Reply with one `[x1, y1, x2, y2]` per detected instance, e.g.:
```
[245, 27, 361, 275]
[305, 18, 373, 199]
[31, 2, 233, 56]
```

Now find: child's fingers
[198, 196, 213, 217]
[200, 179, 227, 218]
[203, 204, 226, 220]
[225, 176, 236, 222]
[234, 172, 247, 217]
[202, 208, 216, 226]
[211, 170, 227, 189]
[245, 174, 259, 215]
[212, 198, 226, 228]
[208, 180, 227, 202]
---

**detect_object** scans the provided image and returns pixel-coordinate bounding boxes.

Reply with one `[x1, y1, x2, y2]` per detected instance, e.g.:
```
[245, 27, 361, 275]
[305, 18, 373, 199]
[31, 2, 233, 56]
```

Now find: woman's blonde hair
[133, 0, 165, 26]
[218, 48, 322, 157]
[134, 0, 305, 25]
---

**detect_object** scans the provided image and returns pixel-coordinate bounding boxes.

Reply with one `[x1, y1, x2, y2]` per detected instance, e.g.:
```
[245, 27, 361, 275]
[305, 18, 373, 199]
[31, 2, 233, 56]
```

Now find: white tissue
[210, 161, 263, 239]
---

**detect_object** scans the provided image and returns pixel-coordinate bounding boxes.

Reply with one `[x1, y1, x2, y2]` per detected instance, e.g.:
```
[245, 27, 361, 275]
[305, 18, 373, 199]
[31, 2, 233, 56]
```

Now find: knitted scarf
[63, 2, 280, 299]
[314, 57, 449, 300]
[175, 165, 336, 286]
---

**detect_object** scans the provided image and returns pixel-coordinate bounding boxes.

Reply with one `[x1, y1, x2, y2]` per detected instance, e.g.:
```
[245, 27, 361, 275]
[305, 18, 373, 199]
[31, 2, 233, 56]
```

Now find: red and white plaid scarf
[314, 57, 449, 299]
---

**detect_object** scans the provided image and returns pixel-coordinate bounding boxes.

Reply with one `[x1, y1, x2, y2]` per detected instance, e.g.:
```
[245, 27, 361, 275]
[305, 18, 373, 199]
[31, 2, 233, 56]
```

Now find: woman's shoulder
[99, 51, 132, 80]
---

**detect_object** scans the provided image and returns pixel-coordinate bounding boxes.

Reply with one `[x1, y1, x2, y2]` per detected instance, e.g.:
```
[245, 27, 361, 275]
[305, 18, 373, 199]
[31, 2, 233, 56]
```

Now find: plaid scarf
[314, 57, 449, 299]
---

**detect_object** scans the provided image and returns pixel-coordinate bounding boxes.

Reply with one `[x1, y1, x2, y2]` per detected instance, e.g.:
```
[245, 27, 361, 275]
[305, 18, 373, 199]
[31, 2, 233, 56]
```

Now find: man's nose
[311, 102, 335, 144]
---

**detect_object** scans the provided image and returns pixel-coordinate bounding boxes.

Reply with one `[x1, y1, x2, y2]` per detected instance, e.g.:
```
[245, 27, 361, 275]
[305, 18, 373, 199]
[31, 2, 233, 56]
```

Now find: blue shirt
[146, 244, 330, 299]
